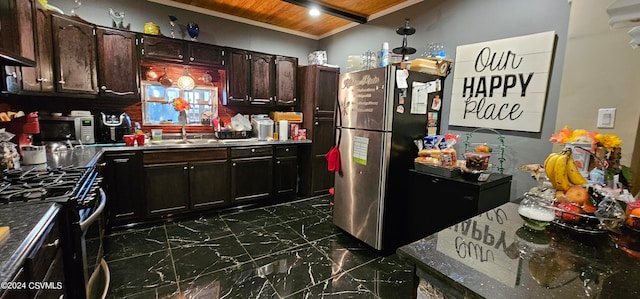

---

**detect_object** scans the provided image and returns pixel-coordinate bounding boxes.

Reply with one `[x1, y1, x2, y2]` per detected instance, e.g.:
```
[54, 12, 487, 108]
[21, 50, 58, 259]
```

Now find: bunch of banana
[543, 149, 588, 191]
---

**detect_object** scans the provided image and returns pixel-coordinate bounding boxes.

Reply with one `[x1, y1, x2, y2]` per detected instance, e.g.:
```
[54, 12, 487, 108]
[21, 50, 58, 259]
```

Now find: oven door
[80, 188, 110, 299]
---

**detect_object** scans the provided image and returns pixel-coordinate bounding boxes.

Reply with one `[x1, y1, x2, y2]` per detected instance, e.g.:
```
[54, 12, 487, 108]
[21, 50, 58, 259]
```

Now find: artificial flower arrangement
[172, 97, 190, 124]
[172, 97, 191, 112]
[550, 126, 631, 189]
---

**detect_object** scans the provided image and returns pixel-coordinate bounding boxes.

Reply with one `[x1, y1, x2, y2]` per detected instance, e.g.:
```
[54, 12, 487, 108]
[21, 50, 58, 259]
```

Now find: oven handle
[79, 188, 106, 232]
[86, 257, 111, 299]
[100, 258, 111, 299]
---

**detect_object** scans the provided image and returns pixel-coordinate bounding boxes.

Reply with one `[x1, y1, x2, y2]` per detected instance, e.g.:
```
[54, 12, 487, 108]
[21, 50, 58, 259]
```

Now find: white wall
[320, 0, 572, 199]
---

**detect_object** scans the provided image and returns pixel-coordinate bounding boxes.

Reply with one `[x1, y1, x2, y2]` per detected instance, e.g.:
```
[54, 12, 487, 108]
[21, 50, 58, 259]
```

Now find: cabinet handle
[285, 148, 289, 152]
[315, 106, 319, 111]
[183, 166, 188, 170]
[463, 195, 474, 201]
[46, 239, 60, 248]
[189, 57, 194, 61]
[277, 161, 281, 164]
[315, 121, 318, 125]
[190, 166, 195, 169]
[101, 86, 134, 96]
[233, 162, 236, 166]
[37, 78, 48, 82]
[59, 69, 65, 84]
[178, 54, 183, 59]
[431, 178, 439, 184]
[251, 149, 255, 153]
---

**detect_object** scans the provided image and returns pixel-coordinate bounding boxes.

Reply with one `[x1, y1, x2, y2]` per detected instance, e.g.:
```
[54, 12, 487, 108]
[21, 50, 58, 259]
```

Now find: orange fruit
[565, 185, 588, 205]
[626, 208, 640, 228]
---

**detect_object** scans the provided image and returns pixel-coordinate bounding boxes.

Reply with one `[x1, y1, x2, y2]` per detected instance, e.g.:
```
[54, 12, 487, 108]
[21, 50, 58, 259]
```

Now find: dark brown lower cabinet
[143, 148, 229, 218]
[274, 145, 298, 200]
[103, 152, 143, 224]
[190, 160, 229, 210]
[144, 162, 190, 217]
[1, 209, 63, 299]
[231, 146, 273, 202]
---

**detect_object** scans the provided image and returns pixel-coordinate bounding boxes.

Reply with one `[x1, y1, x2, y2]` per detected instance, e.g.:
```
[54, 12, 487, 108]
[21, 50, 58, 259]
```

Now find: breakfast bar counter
[397, 202, 640, 298]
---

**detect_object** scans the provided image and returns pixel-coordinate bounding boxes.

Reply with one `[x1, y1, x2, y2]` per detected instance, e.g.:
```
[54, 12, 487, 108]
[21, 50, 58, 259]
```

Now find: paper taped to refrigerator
[410, 81, 429, 114]
[352, 136, 369, 165]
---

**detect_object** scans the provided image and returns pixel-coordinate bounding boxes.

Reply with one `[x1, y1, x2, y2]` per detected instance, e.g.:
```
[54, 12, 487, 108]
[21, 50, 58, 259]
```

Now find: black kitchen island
[397, 201, 640, 298]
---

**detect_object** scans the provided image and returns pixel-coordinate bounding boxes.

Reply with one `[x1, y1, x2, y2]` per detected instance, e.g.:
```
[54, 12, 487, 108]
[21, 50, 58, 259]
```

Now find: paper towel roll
[279, 120, 289, 140]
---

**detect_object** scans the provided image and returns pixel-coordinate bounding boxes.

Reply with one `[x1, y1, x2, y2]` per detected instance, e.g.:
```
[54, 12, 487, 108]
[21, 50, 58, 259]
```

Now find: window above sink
[140, 63, 225, 126]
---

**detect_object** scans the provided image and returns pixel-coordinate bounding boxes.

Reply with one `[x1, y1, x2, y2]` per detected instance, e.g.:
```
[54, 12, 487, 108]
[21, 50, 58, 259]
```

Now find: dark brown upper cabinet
[51, 14, 98, 95]
[97, 27, 139, 99]
[19, 8, 54, 93]
[275, 55, 297, 107]
[249, 52, 275, 105]
[140, 35, 184, 63]
[226, 48, 250, 105]
[186, 41, 225, 67]
[140, 35, 225, 67]
[0, 0, 36, 66]
[225, 49, 278, 106]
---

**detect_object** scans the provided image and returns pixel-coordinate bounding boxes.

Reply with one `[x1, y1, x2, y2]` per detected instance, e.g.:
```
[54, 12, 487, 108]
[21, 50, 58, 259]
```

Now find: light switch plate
[597, 108, 616, 128]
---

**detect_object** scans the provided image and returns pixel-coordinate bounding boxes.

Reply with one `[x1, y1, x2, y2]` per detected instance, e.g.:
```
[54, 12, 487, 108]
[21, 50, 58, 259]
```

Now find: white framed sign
[449, 31, 556, 132]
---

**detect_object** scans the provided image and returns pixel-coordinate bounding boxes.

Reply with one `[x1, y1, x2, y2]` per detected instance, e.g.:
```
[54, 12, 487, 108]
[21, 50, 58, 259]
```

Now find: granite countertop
[397, 202, 640, 298]
[0, 203, 59, 284]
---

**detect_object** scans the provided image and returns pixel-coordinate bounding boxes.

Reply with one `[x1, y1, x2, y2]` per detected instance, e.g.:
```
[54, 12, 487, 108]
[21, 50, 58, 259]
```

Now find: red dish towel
[326, 146, 341, 173]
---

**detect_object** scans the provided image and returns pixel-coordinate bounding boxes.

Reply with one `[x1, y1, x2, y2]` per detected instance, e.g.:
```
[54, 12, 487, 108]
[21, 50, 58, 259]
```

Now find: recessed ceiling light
[309, 6, 321, 17]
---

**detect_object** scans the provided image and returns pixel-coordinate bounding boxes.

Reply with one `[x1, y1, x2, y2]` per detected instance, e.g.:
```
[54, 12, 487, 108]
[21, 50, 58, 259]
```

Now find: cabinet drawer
[231, 146, 272, 158]
[25, 219, 59, 283]
[144, 148, 228, 164]
[275, 145, 297, 157]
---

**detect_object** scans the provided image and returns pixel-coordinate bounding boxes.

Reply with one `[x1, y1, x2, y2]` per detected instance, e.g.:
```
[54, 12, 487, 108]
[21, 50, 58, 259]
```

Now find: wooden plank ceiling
[149, 0, 424, 39]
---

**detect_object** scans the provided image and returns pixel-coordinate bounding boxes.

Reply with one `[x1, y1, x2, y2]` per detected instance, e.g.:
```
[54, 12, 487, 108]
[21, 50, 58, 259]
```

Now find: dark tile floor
[104, 195, 415, 298]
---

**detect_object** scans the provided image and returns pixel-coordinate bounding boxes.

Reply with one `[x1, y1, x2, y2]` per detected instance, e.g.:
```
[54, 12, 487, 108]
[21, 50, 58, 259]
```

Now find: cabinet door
[20, 8, 53, 93]
[311, 117, 335, 195]
[97, 27, 139, 99]
[249, 52, 274, 105]
[51, 14, 98, 94]
[141, 35, 184, 63]
[231, 157, 273, 202]
[145, 162, 190, 216]
[190, 160, 229, 210]
[275, 56, 297, 106]
[226, 49, 249, 105]
[0, 0, 35, 60]
[187, 42, 225, 67]
[104, 152, 142, 222]
[315, 66, 339, 114]
[275, 156, 298, 198]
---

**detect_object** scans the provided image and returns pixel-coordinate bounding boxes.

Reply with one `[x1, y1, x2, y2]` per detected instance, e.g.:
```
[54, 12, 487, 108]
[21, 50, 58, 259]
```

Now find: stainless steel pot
[21, 145, 47, 164]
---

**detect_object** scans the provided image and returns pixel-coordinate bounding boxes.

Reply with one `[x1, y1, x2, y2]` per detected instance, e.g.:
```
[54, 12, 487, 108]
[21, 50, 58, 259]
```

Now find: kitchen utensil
[21, 145, 47, 164]
[158, 67, 172, 88]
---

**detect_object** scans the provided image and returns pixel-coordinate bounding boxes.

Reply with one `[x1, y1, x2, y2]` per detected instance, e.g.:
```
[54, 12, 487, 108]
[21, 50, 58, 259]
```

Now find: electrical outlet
[597, 108, 616, 128]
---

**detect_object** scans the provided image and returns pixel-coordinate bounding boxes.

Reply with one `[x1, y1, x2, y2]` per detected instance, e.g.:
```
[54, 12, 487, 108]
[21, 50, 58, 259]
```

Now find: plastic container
[465, 152, 490, 171]
[380, 42, 389, 67]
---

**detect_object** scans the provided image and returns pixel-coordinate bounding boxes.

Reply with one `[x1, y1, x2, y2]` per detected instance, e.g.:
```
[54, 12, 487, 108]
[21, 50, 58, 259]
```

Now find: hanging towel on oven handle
[326, 96, 342, 174]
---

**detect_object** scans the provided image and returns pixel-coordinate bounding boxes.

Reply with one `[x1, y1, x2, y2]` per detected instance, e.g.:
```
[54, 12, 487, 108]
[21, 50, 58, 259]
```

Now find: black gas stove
[0, 165, 107, 298]
[0, 165, 95, 204]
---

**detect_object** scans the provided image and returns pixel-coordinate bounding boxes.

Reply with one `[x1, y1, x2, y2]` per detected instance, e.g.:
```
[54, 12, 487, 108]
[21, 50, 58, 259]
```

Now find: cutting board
[0, 226, 9, 246]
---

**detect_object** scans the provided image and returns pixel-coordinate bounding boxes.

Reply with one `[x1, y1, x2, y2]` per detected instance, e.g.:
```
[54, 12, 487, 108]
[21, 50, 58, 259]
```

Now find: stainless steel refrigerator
[333, 65, 443, 251]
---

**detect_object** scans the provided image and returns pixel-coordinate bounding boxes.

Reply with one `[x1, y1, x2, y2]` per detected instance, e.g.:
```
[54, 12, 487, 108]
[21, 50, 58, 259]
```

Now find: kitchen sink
[148, 139, 219, 146]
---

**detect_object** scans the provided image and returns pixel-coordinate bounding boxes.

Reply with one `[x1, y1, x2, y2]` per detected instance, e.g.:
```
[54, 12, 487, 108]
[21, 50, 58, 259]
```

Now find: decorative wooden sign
[448, 31, 556, 132]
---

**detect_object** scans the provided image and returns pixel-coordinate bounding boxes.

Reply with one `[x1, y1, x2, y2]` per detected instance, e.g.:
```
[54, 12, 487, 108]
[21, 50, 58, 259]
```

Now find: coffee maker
[97, 111, 131, 143]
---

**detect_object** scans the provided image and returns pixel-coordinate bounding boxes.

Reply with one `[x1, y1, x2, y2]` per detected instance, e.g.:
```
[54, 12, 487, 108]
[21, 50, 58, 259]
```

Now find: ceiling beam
[282, 0, 368, 24]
